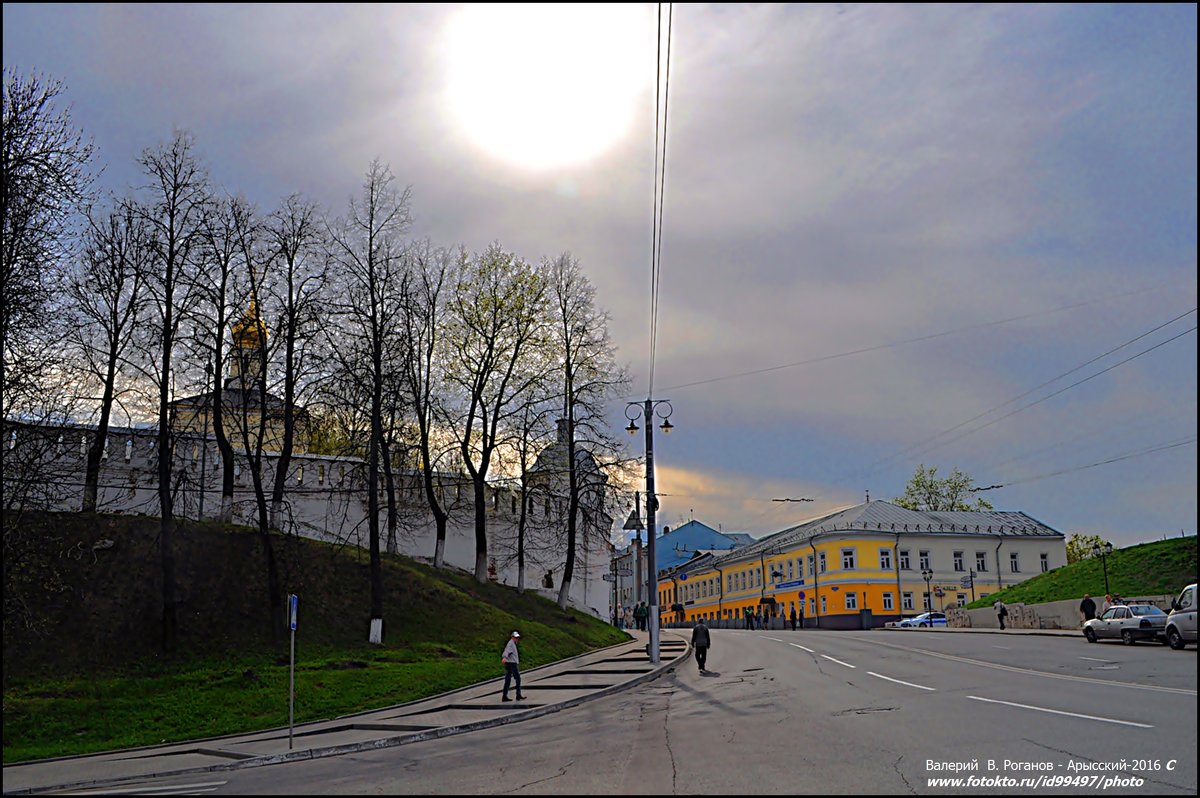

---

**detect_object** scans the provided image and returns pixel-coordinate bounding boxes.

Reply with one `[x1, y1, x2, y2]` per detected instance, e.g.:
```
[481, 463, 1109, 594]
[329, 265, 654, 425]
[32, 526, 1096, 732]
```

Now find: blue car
[897, 611, 947, 628]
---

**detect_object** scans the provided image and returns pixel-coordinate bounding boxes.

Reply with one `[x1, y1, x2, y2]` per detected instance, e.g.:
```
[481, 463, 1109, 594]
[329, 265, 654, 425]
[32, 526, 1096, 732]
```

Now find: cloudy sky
[5, 4, 1196, 548]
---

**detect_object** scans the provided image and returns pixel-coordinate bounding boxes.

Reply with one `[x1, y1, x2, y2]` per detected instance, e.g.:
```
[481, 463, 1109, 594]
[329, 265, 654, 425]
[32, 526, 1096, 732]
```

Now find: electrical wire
[648, 3, 672, 399]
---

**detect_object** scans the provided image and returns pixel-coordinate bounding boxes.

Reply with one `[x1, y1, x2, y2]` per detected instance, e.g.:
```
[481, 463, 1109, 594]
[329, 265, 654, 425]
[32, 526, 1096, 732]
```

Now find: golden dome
[231, 300, 267, 349]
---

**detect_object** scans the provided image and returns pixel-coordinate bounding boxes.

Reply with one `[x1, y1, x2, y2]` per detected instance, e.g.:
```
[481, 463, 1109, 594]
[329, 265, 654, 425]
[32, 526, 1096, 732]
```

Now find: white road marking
[821, 654, 856, 669]
[789, 642, 815, 653]
[1079, 656, 1113, 662]
[860, 637, 1196, 695]
[991, 645, 1011, 649]
[867, 671, 936, 691]
[763, 636, 784, 642]
[967, 696, 1153, 728]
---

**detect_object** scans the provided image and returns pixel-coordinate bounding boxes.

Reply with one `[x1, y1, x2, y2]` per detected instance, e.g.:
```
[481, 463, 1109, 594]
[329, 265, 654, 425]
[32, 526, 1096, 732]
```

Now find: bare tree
[136, 130, 210, 653]
[399, 241, 455, 567]
[1, 69, 95, 514]
[67, 203, 152, 512]
[264, 194, 328, 531]
[446, 244, 549, 583]
[544, 253, 629, 609]
[327, 160, 411, 637]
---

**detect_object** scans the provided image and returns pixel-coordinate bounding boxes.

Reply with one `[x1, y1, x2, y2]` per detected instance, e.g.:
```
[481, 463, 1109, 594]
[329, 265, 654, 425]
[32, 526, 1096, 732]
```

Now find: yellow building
[658, 501, 1066, 629]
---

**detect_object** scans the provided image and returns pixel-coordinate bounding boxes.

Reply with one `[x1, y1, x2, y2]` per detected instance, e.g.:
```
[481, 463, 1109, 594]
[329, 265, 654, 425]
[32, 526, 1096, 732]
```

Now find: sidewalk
[878, 625, 1083, 637]
[2, 630, 688, 795]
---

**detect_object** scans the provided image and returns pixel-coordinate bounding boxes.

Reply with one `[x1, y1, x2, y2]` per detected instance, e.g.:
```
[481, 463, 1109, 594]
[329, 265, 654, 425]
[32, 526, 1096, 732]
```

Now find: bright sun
[444, 5, 650, 171]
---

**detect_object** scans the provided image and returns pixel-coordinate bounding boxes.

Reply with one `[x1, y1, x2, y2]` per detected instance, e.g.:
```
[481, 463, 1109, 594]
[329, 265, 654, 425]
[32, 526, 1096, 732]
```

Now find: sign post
[287, 593, 298, 750]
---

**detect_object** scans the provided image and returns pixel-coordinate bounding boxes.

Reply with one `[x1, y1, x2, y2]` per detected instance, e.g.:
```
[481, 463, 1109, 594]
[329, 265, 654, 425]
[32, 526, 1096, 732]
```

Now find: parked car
[897, 611, 947, 628]
[1082, 604, 1167, 645]
[1165, 583, 1197, 650]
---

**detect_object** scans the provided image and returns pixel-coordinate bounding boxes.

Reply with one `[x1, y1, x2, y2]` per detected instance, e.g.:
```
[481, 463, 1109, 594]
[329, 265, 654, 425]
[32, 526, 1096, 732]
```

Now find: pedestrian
[500, 631, 524, 702]
[692, 616, 711, 672]
[636, 601, 647, 631]
[798, 602, 805, 629]
[1080, 593, 1097, 624]
[790, 605, 797, 631]
[994, 599, 1008, 630]
[754, 608, 762, 630]
[1100, 594, 1112, 616]
[1112, 593, 1125, 606]
[744, 607, 752, 630]
[623, 604, 634, 629]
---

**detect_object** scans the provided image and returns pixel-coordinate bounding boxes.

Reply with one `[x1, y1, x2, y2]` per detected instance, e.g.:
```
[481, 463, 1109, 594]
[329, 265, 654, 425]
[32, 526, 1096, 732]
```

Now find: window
[807, 555, 814, 576]
[879, 549, 892, 570]
[882, 592, 894, 610]
[899, 550, 910, 570]
[841, 548, 855, 570]
[818, 552, 827, 574]
[902, 592, 914, 610]
[1040, 553, 1049, 573]
[919, 550, 930, 570]
[788, 561, 795, 580]
[957, 593, 967, 606]
[923, 591, 932, 610]
[820, 595, 827, 614]
[809, 597, 816, 616]
[845, 592, 858, 610]
[953, 551, 964, 572]
[1010, 552, 1020, 573]
[976, 552, 988, 572]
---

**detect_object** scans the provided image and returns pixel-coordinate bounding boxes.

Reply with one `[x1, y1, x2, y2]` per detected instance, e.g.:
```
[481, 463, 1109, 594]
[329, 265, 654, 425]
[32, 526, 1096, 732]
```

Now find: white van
[1165, 583, 1197, 650]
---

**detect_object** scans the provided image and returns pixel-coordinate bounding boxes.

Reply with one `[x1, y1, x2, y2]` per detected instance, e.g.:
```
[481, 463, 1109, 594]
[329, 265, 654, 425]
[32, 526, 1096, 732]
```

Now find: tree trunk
[81, 353, 118, 512]
[473, 475, 488, 582]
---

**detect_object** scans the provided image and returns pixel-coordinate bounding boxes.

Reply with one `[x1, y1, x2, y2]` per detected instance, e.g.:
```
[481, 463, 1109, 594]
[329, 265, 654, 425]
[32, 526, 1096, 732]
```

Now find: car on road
[1165, 583, 1197, 650]
[896, 611, 947, 628]
[1083, 604, 1168, 645]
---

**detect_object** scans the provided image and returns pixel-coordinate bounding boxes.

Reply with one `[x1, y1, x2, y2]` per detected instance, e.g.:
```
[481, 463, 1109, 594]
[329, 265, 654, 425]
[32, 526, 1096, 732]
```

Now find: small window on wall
[954, 551, 964, 571]
[899, 550, 911, 570]
[902, 592, 914, 610]
[976, 552, 988, 572]
[882, 592, 894, 610]
[919, 550, 930, 570]
[845, 592, 857, 610]
[841, 549, 855, 570]
[957, 593, 966, 606]
[820, 595, 827, 614]
[1040, 553, 1049, 572]
[879, 549, 892, 570]
[1010, 552, 1020, 573]
[818, 552, 826, 573]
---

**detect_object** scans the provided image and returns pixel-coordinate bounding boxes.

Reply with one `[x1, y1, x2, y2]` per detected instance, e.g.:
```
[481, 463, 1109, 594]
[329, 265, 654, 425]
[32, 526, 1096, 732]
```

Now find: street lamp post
[626, 399, 673, 664]
[921, 568, 934, 612]
[1092, 542, 1114, 595]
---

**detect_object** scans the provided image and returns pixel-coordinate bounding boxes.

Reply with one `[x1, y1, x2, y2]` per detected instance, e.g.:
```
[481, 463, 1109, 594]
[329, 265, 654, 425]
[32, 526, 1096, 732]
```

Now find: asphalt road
[58, 630, 1197, 795]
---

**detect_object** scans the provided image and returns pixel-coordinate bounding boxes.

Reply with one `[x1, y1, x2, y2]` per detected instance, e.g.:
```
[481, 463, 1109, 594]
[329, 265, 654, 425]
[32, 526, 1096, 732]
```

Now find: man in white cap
[501, 631, 525, 702]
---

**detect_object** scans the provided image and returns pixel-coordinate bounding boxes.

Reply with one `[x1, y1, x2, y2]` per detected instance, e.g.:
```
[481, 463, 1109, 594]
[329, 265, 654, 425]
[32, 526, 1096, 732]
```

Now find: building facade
[657, 501, 1067, 629]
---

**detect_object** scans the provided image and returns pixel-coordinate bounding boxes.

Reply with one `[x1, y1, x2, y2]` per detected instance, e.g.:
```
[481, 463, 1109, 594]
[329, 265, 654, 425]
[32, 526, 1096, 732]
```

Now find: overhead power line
[648, 3, 673, 398]
[989, 437, 1197, 489]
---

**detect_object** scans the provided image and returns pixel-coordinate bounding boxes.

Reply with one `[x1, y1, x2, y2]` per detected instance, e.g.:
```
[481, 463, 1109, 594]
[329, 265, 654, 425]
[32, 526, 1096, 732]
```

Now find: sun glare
[444, 4, 650, 171]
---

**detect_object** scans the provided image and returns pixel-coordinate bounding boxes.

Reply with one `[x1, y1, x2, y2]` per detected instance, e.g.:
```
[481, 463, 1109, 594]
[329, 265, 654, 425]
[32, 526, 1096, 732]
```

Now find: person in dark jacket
[1080, 594, 1097, 624]
[691, 618, 712, 672]
[789, 605, 797, 631]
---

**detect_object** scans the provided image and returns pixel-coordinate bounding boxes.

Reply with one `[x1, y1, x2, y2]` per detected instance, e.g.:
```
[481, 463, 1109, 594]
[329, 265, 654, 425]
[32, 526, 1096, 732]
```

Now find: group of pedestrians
[614, 602, 650, 631]
[1079, 592, 1126, 624]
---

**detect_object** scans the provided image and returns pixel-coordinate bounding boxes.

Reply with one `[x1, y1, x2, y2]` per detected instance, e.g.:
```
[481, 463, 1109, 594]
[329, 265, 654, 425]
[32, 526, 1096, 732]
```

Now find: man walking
[1080, 594, 1097, 624]
[790, 605, 797, 631]
[500, 631, 524, 702]
[692, 617, 711, 673]
[994, 600, 1008, 630]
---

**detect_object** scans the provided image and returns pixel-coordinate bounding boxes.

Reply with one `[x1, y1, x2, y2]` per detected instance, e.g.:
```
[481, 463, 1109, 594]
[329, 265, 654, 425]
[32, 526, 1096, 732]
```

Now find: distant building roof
[711, 500, 1063, 567]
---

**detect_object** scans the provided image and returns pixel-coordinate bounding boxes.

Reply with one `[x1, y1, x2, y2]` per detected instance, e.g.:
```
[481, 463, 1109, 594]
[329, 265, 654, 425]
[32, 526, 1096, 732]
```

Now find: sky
[4, 3, 1196, 549]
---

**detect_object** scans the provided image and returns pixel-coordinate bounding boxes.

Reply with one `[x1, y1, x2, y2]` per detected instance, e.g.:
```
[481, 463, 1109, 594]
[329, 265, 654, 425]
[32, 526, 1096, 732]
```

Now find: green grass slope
[2, 511, 627, 763]
[965, 536, 1197, 609]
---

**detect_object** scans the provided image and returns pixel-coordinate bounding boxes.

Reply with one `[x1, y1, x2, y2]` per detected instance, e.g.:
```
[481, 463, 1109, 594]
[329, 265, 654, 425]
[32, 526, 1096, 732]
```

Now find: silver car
[1083, 604, 1168, 645]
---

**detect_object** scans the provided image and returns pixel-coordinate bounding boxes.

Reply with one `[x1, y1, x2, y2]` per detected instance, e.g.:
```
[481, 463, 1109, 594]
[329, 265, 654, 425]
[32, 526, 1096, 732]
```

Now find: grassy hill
[965, 536, 1197, 609]
[2, 511, 627, 763]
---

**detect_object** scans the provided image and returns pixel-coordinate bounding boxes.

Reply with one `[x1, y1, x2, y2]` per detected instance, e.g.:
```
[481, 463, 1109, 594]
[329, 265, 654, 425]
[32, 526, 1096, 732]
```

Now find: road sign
[618, 567, 633, 577]
[602, 573, 616, 582]
[288, 593, 298, 631]
[679, 572, 688, 581]
[960, 575, 973, 587]
[798, 591, 806, 600]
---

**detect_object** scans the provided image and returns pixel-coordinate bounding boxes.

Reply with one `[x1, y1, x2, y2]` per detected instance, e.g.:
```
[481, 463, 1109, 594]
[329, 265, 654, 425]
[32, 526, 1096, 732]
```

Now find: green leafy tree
[1065, 532, 1112, 565]
[893, 464, 994, 512]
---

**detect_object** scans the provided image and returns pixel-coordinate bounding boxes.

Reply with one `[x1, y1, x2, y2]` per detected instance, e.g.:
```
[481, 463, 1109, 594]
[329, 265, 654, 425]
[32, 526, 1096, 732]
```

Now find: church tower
[227, 300, 267, 390]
